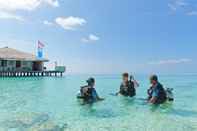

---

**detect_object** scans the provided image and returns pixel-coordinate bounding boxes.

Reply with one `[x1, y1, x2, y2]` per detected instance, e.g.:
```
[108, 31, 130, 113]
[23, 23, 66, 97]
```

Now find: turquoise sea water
[0, 74, 197, 131]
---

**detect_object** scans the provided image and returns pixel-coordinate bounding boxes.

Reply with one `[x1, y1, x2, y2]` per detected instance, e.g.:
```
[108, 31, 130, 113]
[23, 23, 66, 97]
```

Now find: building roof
[0, 47, 49, 62]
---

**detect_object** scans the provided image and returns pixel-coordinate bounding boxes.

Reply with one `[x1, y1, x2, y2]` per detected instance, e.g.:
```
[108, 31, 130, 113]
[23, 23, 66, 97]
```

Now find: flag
[37, 40, 44, 58]
[38, 40, 45, 49]
[38, 50, 43, 58]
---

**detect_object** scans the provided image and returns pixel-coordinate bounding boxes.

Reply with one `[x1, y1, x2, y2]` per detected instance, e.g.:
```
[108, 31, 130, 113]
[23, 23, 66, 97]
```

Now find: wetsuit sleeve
[119, 84, 125, 94]
[147, 88, 152, 100]
[147, 88, 151, 95]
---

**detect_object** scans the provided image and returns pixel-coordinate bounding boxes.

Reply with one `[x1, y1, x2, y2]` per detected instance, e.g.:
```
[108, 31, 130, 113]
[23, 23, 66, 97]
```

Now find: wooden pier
[0, 71, 64, 77]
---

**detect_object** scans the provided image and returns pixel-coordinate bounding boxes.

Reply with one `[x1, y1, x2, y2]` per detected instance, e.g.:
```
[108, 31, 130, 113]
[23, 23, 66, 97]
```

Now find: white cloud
[45, 0, 59, 7]
[168, 0, 197, 16]
[187, 11, 197, 16]
[168, 3, 177, 11]
[168, 0, 188, 12]
[55, 16, 86, 30]
[81, 34, 100, 43]
[0, 0, 59, 21]
[148, 58, 192, 65]
[43, 20, 53, 26]
[0, 11, 24, 21]
[89, 34, 100, 41]
[0, 0, 59, 11]
[175, 0, 187, 6]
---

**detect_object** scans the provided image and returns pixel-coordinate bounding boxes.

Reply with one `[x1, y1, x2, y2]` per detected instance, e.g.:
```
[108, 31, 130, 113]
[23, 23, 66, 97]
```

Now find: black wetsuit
[119, 81, 136, 97]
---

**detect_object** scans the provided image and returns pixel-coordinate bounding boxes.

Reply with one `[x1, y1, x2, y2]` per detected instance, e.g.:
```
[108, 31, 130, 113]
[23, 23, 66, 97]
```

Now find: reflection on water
[172, 109, 197, 118]
[1, 113, 67, 131]
[80, 106, 119, 118]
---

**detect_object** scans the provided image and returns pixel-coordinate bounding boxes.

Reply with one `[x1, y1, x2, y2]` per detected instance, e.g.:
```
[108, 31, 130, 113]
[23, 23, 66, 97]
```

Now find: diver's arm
[97, 97, 105, 101]
[149, 87, 159, 104]
[115, 91, 120, 96]
[95, 92, 104, 100]
[134, 80, 140, 87]
[77, 96, 84, 99]
[116, 84, 123, 95]
[92, 89, 104, 101]
[149, 97, 157, 104]
[95, 95, 104, 101]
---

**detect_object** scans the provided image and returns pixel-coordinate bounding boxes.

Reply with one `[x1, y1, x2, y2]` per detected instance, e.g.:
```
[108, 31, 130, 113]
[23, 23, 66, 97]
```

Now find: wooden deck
[0, 71, 64, 77]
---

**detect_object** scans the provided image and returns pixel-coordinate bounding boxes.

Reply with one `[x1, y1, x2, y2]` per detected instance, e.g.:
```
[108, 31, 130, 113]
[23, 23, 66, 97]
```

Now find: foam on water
[0, 75, 196, 131]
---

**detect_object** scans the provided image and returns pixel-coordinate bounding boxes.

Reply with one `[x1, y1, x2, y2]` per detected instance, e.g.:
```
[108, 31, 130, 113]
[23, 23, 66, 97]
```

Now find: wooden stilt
[0, 71, 64, 77]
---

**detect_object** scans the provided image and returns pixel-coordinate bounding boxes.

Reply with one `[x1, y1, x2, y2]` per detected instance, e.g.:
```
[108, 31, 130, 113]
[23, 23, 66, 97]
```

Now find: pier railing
[0, 71, 64, 77]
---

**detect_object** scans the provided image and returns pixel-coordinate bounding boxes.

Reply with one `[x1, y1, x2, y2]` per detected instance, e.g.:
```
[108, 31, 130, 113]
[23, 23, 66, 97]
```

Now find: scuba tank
[166, 88, 174, 101]
[77, 78, 95, 99]
[77, 85, 88, 99]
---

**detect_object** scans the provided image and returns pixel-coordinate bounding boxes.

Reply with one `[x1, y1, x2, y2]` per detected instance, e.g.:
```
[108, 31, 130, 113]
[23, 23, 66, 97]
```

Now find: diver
[147, 75, 167, 105]
[116, 73, 136, 97]
[77, 77, 104, 104]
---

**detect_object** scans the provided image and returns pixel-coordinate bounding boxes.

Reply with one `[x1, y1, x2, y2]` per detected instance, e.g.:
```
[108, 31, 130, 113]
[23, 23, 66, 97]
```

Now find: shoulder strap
[81, 85, 88, 88]
[128, 80, 134, 88]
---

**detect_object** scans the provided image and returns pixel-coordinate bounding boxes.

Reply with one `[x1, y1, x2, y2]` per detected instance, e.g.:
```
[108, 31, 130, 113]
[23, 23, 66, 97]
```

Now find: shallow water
[0, 75, 197, 131]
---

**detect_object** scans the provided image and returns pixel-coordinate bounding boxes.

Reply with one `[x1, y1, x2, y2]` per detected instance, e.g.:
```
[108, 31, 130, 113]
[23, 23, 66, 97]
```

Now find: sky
[0, 0, 196, 74]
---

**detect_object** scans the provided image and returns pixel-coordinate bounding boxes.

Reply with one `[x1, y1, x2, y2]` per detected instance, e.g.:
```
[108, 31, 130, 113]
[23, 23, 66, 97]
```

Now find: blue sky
[0, 0, 196, 74]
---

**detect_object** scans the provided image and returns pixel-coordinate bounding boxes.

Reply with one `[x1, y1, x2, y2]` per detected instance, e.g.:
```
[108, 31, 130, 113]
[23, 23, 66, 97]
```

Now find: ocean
[0, 74, 196, 131]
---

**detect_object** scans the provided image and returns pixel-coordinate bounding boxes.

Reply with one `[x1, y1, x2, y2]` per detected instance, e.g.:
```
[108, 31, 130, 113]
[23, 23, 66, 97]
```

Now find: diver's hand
[115, 92, 119, 96]
[98, 98, 105, 101]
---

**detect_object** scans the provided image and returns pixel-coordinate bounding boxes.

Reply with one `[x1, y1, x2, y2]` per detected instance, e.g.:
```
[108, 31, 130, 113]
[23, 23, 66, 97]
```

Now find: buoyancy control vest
[120, 81, 136, 97]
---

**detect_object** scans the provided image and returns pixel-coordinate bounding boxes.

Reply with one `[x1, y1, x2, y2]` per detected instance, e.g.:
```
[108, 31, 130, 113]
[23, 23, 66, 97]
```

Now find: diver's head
[122, 73, 129, 83]
[86, 77, 95, 87]
[150, 74, 158, 85]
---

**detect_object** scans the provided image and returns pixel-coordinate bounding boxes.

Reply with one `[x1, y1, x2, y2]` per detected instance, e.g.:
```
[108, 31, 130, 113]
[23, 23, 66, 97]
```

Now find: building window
[16, 61, 21, 68]
[8, 61, 15, 66]
[22, 61, 29, 66]
[1, 60, 7, 67]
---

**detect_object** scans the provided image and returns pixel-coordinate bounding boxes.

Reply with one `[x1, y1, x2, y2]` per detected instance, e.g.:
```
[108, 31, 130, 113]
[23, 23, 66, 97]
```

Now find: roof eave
[0, 58, 49, 62]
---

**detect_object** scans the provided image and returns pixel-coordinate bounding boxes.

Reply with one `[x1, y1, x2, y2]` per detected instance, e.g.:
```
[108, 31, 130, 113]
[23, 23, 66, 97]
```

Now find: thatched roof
[0, 47, 49, 62]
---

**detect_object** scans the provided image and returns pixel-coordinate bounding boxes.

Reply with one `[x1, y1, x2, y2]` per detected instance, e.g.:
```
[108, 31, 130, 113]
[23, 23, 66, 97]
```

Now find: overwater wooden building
[0, 47, 65, 77]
